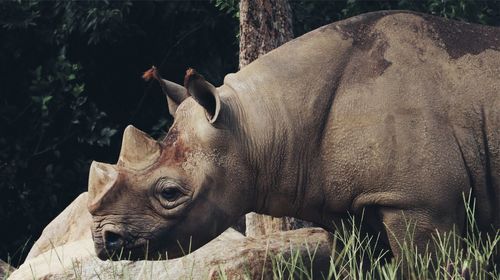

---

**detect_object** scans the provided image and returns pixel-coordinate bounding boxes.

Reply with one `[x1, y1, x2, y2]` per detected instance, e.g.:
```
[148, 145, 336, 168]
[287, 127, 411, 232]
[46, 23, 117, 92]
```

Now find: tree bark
[238, 0, 311, 237]
[239, 0, 293, 69]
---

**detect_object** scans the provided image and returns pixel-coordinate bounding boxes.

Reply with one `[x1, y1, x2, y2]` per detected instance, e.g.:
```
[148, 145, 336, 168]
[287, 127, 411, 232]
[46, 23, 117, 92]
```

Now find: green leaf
[72, 84, 85, 97]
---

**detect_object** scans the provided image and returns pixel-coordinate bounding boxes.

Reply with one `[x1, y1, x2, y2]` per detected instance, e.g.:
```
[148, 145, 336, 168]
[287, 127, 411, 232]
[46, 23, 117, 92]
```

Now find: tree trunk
[238, 0, 311, 237]
[238, 0, 293, 69]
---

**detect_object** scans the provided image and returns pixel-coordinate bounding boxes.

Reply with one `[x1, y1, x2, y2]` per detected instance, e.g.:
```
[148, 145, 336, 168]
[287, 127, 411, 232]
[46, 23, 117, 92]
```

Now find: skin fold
[88, 11, 500, 261]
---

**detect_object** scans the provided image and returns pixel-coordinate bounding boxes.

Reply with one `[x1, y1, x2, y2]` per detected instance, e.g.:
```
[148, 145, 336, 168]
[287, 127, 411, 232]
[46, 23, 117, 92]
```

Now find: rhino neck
[216, 85, 296, 218]
[221, 71, 350, 225]
[220, 91, 298, 219]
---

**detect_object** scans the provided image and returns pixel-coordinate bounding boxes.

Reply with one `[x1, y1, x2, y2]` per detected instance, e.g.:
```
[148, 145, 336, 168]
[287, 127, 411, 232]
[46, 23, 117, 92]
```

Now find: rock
[0, 259, 15, 278]
[11, 228, 332, 279]
[26, 192, 92, 261]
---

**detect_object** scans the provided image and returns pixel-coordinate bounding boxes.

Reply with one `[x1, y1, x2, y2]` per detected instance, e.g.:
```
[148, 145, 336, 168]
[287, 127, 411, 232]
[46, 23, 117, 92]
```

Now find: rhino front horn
[88, 161, 118, 212]
[118, 125, 161, 170]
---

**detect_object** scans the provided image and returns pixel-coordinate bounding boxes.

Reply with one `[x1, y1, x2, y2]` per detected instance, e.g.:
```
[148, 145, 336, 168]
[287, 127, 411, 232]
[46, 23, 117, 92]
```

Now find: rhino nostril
[103, 230, 124, 250]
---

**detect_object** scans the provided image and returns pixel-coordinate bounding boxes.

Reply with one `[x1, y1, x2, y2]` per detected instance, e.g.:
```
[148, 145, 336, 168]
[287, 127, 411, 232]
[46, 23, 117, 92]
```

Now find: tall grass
[265, 197, 499, 280]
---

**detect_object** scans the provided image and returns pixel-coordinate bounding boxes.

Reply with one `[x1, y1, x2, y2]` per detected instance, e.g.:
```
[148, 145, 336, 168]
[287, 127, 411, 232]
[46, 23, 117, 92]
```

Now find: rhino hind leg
[379, 206, 465, 274]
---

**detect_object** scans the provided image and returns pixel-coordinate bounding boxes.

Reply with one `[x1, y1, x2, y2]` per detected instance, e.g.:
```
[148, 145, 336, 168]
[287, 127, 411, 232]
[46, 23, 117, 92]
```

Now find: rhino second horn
[88, 161, 118, 212]
[118, 125, 161, 170]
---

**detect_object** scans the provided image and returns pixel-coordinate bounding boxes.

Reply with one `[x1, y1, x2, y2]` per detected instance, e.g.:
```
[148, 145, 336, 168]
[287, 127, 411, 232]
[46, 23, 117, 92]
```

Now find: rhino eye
[160, 188, 181, 202]
[154, 179, 190, 209]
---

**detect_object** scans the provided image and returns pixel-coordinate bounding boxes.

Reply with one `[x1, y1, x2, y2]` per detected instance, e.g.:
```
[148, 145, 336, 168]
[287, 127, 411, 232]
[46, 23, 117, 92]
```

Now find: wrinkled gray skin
[88, 11, 500, 261]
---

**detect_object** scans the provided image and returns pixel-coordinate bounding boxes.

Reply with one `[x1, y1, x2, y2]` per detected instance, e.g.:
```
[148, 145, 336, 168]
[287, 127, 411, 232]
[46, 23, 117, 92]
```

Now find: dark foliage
[1, 0, 499, 265]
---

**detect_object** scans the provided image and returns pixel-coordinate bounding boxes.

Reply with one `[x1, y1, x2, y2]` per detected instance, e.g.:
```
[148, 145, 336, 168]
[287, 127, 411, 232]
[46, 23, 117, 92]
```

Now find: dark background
[1, 0, 499, 265]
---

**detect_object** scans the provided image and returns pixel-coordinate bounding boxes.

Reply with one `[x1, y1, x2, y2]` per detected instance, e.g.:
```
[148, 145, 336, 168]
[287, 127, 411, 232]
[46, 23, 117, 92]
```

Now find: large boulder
[10, 228, 332, 279]
[25, 192, 92, 261]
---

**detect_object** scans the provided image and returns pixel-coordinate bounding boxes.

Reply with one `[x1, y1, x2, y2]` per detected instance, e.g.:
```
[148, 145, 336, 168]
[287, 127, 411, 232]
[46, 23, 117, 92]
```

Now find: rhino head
[88, 67, 253, 260]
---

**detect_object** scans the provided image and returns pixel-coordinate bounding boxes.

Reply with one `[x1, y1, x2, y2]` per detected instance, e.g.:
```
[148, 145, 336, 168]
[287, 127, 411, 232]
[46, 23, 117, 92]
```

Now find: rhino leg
[379, 206, 464, 270]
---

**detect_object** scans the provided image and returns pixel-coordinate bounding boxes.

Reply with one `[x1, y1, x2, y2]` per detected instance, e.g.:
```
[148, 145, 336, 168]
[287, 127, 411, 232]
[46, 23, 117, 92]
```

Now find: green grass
[5, 197, 499, 280]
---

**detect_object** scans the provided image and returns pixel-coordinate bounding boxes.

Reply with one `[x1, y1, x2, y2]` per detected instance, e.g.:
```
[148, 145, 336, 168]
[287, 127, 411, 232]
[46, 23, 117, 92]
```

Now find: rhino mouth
[94, 238, 168, 261]
[93, 232, 189, 261]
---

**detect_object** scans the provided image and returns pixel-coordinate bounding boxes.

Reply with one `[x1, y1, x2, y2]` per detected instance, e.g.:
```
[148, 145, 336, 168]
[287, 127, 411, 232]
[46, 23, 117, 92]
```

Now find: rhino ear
[143, 66, 189, 117]
[118, 125, 161, 170]
[184, 68, 221, 123]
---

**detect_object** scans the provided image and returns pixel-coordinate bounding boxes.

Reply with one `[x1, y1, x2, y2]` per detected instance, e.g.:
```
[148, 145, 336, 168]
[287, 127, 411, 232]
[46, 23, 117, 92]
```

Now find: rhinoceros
[87, 11, 500, 261]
